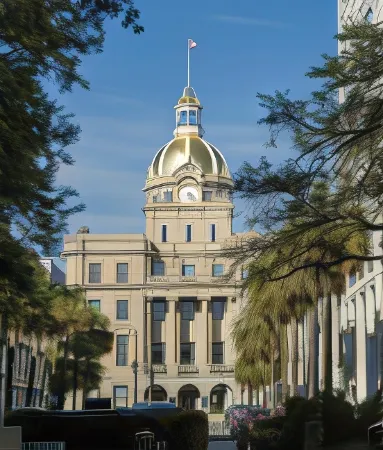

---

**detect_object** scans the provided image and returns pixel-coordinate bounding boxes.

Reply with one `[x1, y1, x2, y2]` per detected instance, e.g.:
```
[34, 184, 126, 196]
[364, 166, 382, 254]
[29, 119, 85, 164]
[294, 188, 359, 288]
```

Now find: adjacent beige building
[62, 86, 245, 412]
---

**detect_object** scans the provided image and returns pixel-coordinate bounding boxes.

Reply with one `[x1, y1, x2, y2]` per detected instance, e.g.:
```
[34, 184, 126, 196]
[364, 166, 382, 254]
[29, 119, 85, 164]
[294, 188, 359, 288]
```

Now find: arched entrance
[210, 384, 233, 413]
[144, 384, 167, 402]
[178, 384, 200, 410]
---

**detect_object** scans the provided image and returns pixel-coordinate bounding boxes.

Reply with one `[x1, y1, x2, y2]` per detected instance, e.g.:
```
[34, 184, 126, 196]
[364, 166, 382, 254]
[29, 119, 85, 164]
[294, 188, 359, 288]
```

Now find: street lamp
[114, 326, 138, 404]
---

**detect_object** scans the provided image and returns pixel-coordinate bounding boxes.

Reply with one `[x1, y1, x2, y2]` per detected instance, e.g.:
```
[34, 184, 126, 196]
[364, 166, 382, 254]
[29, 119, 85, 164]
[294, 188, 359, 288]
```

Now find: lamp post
[114, 327, 138, 404]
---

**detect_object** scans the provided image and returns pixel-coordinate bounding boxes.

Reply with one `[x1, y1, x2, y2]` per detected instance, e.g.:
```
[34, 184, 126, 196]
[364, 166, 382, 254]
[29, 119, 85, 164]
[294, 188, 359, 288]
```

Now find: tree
[0, 0, 143, 421]
[47, 285, 110, 409]
[232, 19, 383, 280]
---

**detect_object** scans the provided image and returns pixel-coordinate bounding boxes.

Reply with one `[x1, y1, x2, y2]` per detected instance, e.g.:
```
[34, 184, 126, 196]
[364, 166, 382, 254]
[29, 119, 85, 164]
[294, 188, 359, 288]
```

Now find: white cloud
[214, 15, 289, 28]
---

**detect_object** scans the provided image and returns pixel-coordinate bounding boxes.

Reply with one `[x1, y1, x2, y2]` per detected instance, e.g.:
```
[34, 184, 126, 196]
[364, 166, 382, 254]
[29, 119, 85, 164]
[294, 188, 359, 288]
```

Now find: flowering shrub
[225, 405, 271, 441]
[225, 405, 286, 443]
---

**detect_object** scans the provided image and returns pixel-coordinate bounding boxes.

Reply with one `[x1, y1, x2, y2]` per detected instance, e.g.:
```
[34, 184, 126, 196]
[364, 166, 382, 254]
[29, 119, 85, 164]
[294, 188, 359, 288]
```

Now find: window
[366, 7, 373, 23]
[212, 342, 224, 364]
[349, 272, 356, 287]
[117, 263, 128, 283]
[153, 301, 166, 321]
[186, 224, 192, 242]
[212, 301, 225, 320]
[180, 343, 195, 365]
[212, 264, 224, 277]
[216, 190, 223, 198]
[161, 225, 167, 242]
[153, 195, 158, 203]
[179, 111, 187, 125]
[210, 224, 216, 242]
[359, 263, 364, 280]
[152, 260, 165, 276]
[203, 191, 212, 201]
[368, 259, 374, 273]
[116, 335, 129, 366]
[89, 263, 101, 283]
[113, 386, 128, 408]
[163, 191, 173, 202]
[189, 110, 197, 125]
[151, 343, 166, 364]
[182, 264, 195, 276]
[242, 267, 248, 280]
[117, 300, 129, 320]
[180, 301, 195, 320]
[202, 396, 208, 408]
[88, 300, 100, 311]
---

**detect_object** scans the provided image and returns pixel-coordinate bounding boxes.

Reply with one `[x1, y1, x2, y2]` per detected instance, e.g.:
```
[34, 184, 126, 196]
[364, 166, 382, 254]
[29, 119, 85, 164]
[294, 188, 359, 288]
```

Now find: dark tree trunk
[57, 335, 69, 410]
[247, 382, 253, 405]
[72, 358, 78, 410]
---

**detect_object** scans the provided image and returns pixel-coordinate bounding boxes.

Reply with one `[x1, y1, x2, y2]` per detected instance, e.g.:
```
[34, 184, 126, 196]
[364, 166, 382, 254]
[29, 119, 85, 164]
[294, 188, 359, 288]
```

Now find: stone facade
[62, 86, 245, 411]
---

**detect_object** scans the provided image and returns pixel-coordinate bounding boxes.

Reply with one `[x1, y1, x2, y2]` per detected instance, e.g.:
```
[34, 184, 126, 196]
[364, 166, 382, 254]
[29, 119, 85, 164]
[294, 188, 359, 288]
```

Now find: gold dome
[148, 136, 231, 178]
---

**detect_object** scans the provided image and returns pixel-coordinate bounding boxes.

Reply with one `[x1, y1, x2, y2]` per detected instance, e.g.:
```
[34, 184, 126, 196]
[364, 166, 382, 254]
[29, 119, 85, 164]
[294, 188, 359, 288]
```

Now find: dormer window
[189, 110, 197, 125]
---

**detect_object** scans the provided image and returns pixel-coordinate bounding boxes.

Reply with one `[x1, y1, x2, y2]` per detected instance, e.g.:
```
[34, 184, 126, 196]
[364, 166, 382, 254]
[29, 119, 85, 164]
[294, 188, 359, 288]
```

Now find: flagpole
[187, 39, 190, 87]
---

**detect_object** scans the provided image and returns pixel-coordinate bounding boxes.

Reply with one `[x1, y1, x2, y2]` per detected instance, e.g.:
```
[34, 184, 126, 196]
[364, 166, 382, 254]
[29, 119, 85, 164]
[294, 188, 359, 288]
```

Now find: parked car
[132, 402, 177, 409]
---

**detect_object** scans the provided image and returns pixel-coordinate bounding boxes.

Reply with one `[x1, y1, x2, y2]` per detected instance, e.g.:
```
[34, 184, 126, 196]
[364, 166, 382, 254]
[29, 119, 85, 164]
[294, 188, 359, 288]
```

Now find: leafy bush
[225, 405, 271, 442]
[355, 390, 383, 438]
[162, 410, 208, 450]
[322, 391, 355, 445]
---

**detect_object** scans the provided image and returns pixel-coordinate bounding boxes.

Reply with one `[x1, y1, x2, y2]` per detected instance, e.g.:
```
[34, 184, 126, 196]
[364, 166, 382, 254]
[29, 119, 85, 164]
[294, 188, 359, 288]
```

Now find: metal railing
[135, 432, 154, 450]
[22, 443, 66, 450]
[209, 364, 235, 373]
[178, 365, 199, 374]
[152, 364, 167, 373]
[208, 421, 231, 437]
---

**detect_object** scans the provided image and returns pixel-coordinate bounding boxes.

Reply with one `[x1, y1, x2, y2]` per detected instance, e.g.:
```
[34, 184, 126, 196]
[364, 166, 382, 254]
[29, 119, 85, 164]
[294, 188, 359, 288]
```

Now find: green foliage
[354, 390, 383, 437]
[162, 410, 209, 450]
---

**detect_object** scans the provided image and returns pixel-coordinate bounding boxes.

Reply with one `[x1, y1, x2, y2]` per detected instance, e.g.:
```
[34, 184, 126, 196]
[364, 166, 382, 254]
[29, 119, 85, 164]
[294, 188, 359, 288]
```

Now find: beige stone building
[62, 86, 245, 412]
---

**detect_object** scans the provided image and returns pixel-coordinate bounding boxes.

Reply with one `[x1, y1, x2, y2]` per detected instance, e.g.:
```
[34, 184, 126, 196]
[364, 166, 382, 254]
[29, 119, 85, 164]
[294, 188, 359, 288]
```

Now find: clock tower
[143, 86, 234, 245]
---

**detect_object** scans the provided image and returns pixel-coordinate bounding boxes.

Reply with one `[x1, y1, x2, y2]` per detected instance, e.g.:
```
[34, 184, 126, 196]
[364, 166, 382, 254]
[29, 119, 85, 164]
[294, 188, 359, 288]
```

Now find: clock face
[179, 186, 199, 203]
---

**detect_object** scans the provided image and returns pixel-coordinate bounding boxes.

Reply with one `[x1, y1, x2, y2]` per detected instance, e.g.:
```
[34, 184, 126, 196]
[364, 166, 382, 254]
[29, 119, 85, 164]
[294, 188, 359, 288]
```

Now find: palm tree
[47, 285, 110, 409]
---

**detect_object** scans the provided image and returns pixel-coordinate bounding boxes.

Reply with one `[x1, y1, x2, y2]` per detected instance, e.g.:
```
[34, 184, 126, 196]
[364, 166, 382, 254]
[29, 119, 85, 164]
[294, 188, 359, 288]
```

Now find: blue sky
[55, 0, 338, 242]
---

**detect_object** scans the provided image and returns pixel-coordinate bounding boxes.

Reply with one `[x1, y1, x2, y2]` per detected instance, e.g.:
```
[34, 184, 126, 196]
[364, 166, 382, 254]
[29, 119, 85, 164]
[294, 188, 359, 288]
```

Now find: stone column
[166, 298, 177, 377]
[355, 291, 367, 401]
[331, 294, 341, 390]
[207, 300, 213, 364]
[197, 297, 209, 367]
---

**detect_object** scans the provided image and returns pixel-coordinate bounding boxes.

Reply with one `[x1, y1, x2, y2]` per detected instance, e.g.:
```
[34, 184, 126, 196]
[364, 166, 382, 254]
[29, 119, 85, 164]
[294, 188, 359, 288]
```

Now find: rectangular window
[151, 343, 166, 364]
[179, 111, 187, 125]
[203, 191, 212, 201]
[201, 396, 208, 408]
[180, 301, 195, 321]
[182, 264, 195, 276]
[116, 335, 129, 366]
[117, 300, 129, 320]
[368, 259, 374, 273]
[212, 301, 225, 320]
[210, 224, 216, 242]
[161, 225, 167, 243]
[212, 342, 224, 364]
[242, 267, 248, 280]
[189, 110, 197, 125]
[153, 301, 166, 321]
[153, 195, 158, 203]
[212, 264, 224, 277]
[186, 224, 192, 242]
[163, 191, 173, 202]
[152, 260, 165, 276]
[359, 263, 364, 280]
[117, 263, 128, 283]
[88, 300, 100, 311]
[180, 343, 195, 365]
[349, 272, 356, 287]
[113, 386, 128, 408]
[89, 263, 101, 283]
